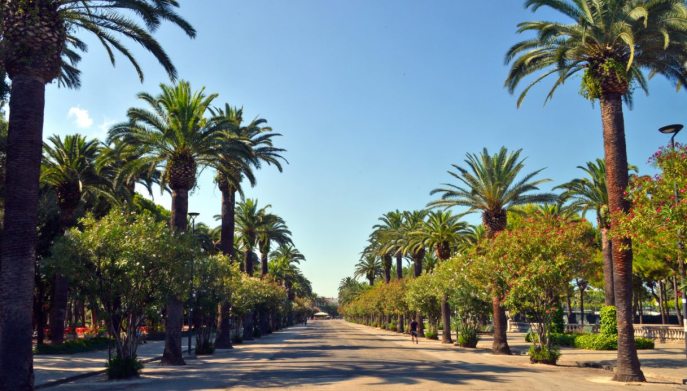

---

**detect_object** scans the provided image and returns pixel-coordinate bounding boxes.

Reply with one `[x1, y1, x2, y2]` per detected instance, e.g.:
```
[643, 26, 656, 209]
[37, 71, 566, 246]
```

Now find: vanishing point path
[56, 320, 684, 390]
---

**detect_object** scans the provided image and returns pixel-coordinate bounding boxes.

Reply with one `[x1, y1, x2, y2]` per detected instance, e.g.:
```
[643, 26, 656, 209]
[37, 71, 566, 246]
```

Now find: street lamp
[187, 212, 199, 356]
[658, 124, 687, 358]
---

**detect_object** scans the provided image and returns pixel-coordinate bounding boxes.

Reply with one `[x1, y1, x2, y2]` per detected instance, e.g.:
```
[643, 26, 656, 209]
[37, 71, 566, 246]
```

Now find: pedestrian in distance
[409, 319, 419, 344]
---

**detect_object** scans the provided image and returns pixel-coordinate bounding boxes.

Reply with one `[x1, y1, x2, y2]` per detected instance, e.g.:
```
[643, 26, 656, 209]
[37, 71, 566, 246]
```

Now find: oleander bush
[34, 337, 112, 355]
[106, 356, 144, 379]
[528, 345, 561, 365]
[599, 306, 617, 336]
[424, 330, 438, 340]
[457, 327, 479, 348]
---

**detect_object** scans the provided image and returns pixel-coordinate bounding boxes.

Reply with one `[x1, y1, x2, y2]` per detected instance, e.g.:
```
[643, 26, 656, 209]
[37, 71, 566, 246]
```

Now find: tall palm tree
[354, 255, 382, 286]
[212, 105, 286, 258]
[504, 1, 687, 380]
[41, 134, 112, 344]
[398, 210, 428, 278]
[109, 81, 223, 366]
[412, 210, 470, 344]
[97, 138, 160, 198]
[257, 213, 292, 277]
[374, 210, 405, 280]
[363, 234, 392, 284]
[270, 244, 306, 299]
[429, 147, 554, 354]
[235, 199, 270, 276]
[0, 3, 194, 385]
[558, 159, 616, 306]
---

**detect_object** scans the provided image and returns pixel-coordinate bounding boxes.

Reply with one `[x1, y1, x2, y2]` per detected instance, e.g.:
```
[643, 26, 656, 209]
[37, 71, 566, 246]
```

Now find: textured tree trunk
[162, 188, 189, 365]
[382, 254, 392, 283]
[483, 210, 511, 355]
[245, 251, 254, 277]
[243, 313, 254, 340]
[491, 296, 511, 354]
[49, 205, 78, 344]
[261, 251, 268, 277]
[214, 302, 233, 349]
[441, 294, 452, 344]
[600, 226, 615, 306]
[658, 280, 666, 325]
[415, 312, 425, 338]
[600, 93, 644, 382]
[220, 187, 236, 258]
[395, 253, 403, 279]
[579, 286, 585, 326]
[0, 76, 47, 389]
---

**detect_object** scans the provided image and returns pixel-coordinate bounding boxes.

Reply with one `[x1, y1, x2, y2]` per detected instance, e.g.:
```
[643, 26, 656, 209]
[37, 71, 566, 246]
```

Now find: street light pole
[658, 124, 687, 358]
[187, 212, 200, 356]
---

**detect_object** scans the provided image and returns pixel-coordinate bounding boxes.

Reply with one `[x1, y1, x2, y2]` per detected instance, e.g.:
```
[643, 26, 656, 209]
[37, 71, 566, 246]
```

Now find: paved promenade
[46, 319, 686, 390]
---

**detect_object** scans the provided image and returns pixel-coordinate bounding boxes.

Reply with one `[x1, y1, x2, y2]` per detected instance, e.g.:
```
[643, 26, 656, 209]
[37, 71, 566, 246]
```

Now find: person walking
[409, 319, 419, 344]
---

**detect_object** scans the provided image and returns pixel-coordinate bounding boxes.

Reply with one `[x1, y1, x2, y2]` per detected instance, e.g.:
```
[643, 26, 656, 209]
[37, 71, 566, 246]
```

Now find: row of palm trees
[349, 147, 628, 358]
[35, 79, 296, 367]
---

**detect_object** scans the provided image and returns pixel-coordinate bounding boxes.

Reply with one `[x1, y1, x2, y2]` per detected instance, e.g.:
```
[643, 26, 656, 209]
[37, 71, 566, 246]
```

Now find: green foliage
[574, 334, 617, 350]
[195, 341, 215, 355]
[550, 333, 576, 347]
[34, 337, 111, 355]
[600, 306, 618, 336]
[388, 323, 398, 332]
[457, 327, 479, 348]
[424, 330, 438, 340]
[580, 58, 628, 100]
[528, 345, 560, 365]
[551, 306, 565, 334]
[106, 356, 143, 379]
[634, 337, 655, 350]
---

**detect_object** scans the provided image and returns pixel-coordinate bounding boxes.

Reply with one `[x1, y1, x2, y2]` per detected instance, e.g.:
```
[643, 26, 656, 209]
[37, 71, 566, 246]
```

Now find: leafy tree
[429, 147, 554, 354]
[505, 0, 687, 380]
[46, 211, 195, 378]
[109, 81, 223, 365]
[484, 215, 594, 362]
[410, 210, 470, 344]
[0, 3, 194, 384]
[257, 212, 292, 277]
[41, 134, 113, 343]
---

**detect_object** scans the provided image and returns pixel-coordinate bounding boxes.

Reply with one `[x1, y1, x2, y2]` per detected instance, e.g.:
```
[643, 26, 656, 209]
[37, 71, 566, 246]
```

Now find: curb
[573, 361, 686, 385]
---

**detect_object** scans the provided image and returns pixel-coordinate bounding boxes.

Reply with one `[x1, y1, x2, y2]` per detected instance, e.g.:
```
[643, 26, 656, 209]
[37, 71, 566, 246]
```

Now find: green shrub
[253, 328, 262, 338]
[635, 337, 655, 350]
[457, 327, 479, 348]
[388, 323, 398, 332]
[550, 333, 576, 347]
[106, 356, 143, 379]
[600, 306, 617, 336]
[574, 334, 617, 350]
[525, 330, 538, 343]
[424, 330, 438, 340]
[551, 307, 565, 334]
[35, 337, 112, 355]
[231, 335, 243, 344]
[528, 345, 560, 365]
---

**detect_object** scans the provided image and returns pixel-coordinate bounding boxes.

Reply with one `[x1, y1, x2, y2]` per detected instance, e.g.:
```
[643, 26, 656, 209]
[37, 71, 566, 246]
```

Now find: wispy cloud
[67, 106, 94, 129]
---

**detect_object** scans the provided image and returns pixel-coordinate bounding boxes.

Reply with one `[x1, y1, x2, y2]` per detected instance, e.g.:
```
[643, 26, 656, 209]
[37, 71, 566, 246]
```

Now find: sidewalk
[355, 323, 687, 386]
[34, 339, 196, 388]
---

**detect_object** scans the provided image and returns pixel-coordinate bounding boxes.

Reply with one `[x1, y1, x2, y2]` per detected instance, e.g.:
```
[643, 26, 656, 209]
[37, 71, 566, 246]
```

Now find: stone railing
[565, 324, 599, 334]
[634, 325, 685, 342]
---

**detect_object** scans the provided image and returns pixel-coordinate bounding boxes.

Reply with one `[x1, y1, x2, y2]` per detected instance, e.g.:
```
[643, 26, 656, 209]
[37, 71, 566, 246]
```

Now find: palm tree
[412, 210, 470, 344]
[354, 255, 382, 286]
[235, 199, 270, 276]
[97, 138, 160, 198]
[504, 2, 687, 380]
[41, 134, 112, 344]
[270, 244, 306, 299]
[398, 210, 428, 278]
[257, 213, 292, 277]
[0, 3, 194, 385]
[558, 159, 616, 306]
[429, 147, 554, 354]
[374, 210, 405, 280]
[212, 105, 286, 258]
[109, 81, 223, 366]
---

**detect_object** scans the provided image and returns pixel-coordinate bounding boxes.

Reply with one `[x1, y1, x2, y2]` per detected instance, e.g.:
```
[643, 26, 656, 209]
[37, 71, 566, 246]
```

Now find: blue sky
[43, 1, 687, 297]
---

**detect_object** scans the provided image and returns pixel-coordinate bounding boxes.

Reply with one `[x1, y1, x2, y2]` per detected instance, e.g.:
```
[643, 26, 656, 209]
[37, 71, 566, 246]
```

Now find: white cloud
[67, 106, 94, 129]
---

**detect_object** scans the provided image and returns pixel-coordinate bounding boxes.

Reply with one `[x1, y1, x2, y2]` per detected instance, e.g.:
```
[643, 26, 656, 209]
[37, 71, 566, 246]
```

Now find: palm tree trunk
[214, 302, 233, 349]
[220, 187, 236, 258]
[162, 188, 189, 366]
[395, 253, 403, 279]
[261, 251, 268, 277]
[383, 254, 392, 283]
[0, 75, 47, 389]
[49, 205, 78, 344]
[600, 93, 644, 382]
[600, 225, 615, 306]
[491, 296, 511, 354]
[245, 251, 254, 277]
[580, 286, 585, 326]
[441, 294, 452, 344]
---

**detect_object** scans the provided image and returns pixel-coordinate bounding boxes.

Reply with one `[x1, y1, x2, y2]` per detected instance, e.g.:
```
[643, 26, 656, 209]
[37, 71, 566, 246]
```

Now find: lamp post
[658, 124, 687, 358]
[187, 212, 199, 355]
